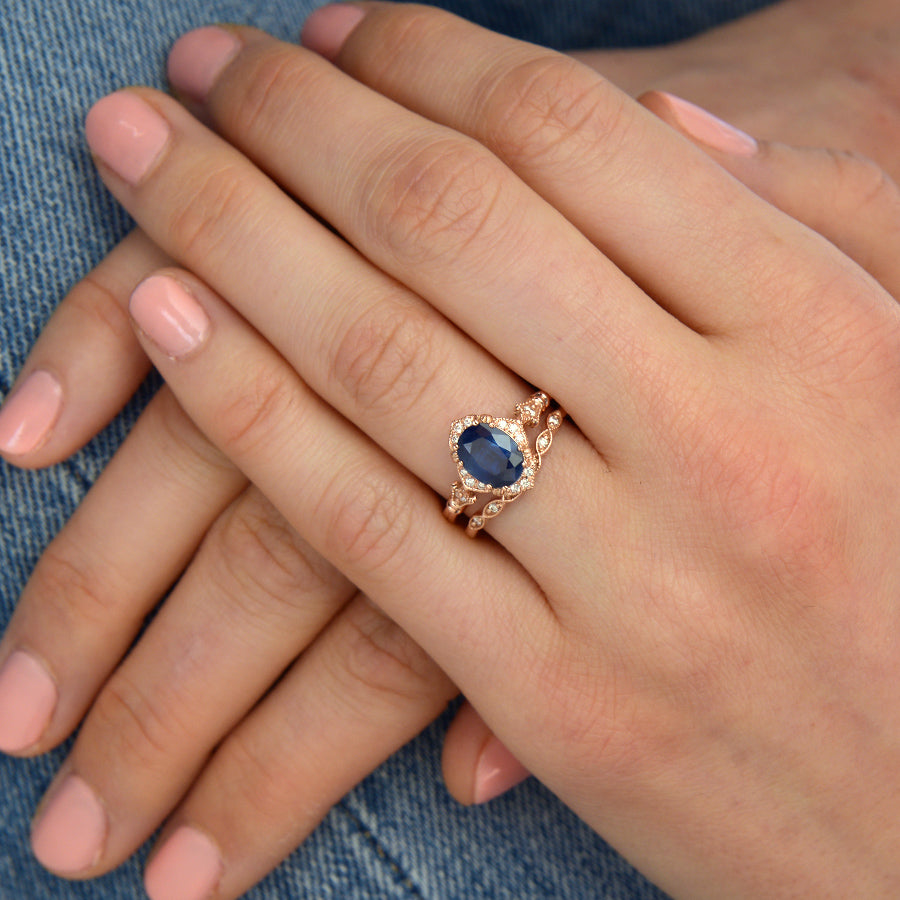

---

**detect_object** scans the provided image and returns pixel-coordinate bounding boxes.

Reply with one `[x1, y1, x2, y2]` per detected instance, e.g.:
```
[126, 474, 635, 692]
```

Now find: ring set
[444, 391, 564, 537]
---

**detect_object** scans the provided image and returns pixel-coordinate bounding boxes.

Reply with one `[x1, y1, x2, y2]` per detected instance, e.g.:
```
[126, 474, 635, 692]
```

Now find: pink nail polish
[31, 775, 106, 874]
[658, 92, 757, 157]
[473, 736, 530, 804]
[301, 4, 367, 60]
[167, 26, 242, 102]
[0, 651, 58, 753]
[130, 275, 210, 358]
[85, 91, 171, 185]
[144, 826, 223, 900]
[0, 370, 63, 455]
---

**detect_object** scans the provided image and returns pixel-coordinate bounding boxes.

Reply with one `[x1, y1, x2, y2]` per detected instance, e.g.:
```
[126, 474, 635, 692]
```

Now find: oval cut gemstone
[458, 423, 524, 487]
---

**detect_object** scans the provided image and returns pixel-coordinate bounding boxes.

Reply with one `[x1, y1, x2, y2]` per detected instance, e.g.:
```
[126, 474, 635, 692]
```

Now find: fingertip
[0, 370, 64, 461]
[640, 90, 758, 157]
[144, 825, 224, 900]
[442, 701, 528, 805]
[0, 650, 59, 755]
[301, 3, 368, 60]
[472, 735, 530, 804]
[129, 273, 211, 361]
[167, 26, 243, 104]
[30, 774, 107, 875]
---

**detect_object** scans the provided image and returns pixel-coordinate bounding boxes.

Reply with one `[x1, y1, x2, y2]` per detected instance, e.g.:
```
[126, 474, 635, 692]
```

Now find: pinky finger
[0, 229, 170, 468]
[641, 91, 900, 299]
[143, 595, 456, 900]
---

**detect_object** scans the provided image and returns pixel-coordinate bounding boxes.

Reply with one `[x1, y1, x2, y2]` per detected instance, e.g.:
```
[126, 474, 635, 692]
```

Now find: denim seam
[335, 800, 428, 899]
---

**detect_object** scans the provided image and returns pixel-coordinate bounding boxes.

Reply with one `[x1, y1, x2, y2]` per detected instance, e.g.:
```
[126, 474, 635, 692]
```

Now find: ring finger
[29, 484, 357, 877]
[124, 268, 559, 747]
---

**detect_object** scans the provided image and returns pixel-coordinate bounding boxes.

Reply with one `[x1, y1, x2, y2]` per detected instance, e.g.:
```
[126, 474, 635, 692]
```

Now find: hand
[9, 100, 894, 900]
[7, 0, 900, 818]
[5, 4, 900, 898]
[68, 4, 900, 897]
[0, 238, 454, 892]
[12, 0, 900, 467]
[571, 0, 900, 183]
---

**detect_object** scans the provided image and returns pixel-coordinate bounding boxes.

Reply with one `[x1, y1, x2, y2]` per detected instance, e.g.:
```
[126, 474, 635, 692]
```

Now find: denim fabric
[1, 0, 776, 896]
[419, 0, 778, 48]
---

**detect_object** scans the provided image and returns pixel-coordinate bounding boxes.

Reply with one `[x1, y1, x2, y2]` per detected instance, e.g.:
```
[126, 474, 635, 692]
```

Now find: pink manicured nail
[0, 651, 58, 752]
[301, 3, 367, 59]
[130, 276, 210, 358]
[473, 736, 530, 804]
[145, 826, 223, 900]
[0, 370, 63, 455]
[657, 93, 757, 157]
[167, 26, 242, 102]
[31, 775, 106, 874]
[85, 91, 171, 185]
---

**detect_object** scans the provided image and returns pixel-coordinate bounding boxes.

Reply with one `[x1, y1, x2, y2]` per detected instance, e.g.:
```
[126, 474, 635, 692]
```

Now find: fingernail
[301, 3, 367, 60]
[168, 26, 242, 103]
[0, 651, 58, 752]
[473, 736, 530, 804]
[85, 91, 171, 185]
[0, 370, 63, 455]
[130, 275, 210, 359]
[31, 775, 106, 874]
[144, 825, 223, 900]
[658, 92, 757, 157]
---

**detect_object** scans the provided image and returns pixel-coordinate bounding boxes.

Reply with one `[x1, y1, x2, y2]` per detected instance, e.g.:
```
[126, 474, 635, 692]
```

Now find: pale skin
[572, 0, 900, 180]
[4, 2, 900, 898]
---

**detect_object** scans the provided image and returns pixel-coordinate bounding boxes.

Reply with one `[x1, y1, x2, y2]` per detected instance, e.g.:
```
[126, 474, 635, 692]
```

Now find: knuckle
[750, 460, 844, 579]
[223, 45, 318, 141]
[355, 5, 446, 82]
[149, 388, 237, 482]
[480, 54, 624, 172]
[365, 137, 508, 267]
[330, 598, 449, 709]
[321, 468, 413, 575]
[221, 727, 291, 814]
[29, 540, 129, 632]
[823, 149, 900, 224]
[165, 162, 253, 262]
[330, 300, 446, 417]
[89, 672, 183, 773]
[66, 271, 135, 349]
[217, 361, 300, 459]
[207, 495, 331, 626]
[688, 407, 843, 580]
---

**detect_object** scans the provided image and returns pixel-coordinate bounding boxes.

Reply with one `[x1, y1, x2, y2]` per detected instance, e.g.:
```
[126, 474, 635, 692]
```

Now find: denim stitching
[336, 800, 428, 899]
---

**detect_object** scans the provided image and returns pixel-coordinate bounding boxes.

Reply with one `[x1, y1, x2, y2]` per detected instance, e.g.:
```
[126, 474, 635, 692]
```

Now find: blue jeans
[1, 0, 775, 896]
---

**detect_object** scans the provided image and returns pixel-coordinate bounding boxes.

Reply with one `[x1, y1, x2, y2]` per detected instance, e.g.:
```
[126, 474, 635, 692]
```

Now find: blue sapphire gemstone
[458, 423, 524, 488]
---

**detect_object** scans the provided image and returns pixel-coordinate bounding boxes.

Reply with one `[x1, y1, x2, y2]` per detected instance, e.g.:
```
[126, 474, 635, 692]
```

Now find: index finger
[304, 3, 878, 338]
[164, 21, 695, 447]
[0, 229, 168, 468]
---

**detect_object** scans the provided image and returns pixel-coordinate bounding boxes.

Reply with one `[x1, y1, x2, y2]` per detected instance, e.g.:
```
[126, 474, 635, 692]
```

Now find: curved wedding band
[444, 391, 564, 537]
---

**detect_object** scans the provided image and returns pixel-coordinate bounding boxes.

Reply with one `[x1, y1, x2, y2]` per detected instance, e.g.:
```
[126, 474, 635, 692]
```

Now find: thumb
[641, 90, 900, 298]
[442, 701, 530, 805]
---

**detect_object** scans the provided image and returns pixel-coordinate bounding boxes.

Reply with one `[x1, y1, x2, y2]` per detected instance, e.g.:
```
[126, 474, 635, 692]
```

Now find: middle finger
[86, 48, 703, 461]
[84, 85, 624, 570]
